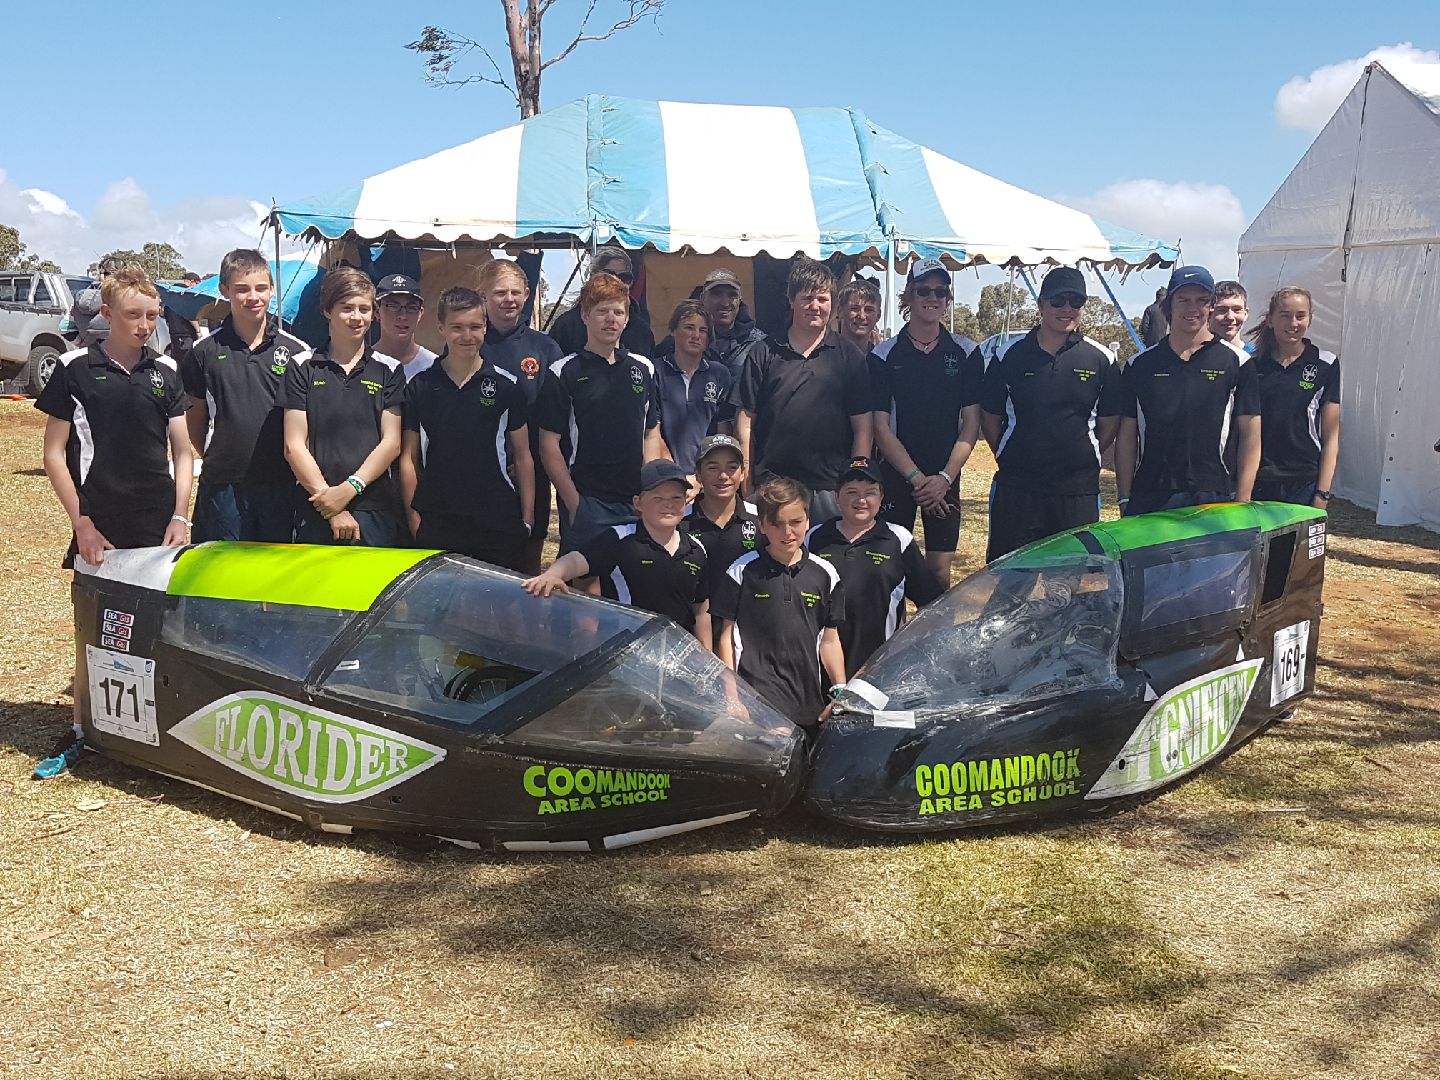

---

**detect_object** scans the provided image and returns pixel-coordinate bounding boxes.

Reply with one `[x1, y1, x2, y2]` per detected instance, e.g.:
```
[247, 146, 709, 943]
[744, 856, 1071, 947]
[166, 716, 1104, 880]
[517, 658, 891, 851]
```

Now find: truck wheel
[26, 345, 61, 396]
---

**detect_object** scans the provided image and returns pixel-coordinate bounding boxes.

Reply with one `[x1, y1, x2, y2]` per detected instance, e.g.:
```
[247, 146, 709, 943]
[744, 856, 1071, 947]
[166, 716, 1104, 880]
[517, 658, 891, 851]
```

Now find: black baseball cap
[839, 456, 883, 486]
[1038, 266, 1087, 301]
[376, 274, 422, 300]
[639, 459, 693, 493]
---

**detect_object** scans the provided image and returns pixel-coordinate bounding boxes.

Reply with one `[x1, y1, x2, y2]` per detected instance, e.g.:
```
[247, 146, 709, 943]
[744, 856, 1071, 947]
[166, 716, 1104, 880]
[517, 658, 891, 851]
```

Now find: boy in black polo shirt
[283, 267, 406, 546]
[980, 266, 1122, 561]
[871, 256, 983, 584]
[808, 458, 944, 678]
[522, 460, 711, 647]
[536, 272, 666, 555]
[35, 267, 192, 777]
[1116, 265, 1261, 516]
[399, 287, 535, 570]
[684, 434, 761, 641]
[182, 249, 313, 542]
[712, 476, 847, 732]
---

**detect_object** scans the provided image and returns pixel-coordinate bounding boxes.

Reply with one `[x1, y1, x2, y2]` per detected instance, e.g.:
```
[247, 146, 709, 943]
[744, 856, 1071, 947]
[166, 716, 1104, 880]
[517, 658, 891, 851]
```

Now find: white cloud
[1275, 43, 1440, 132]
[0, 167, 279, 277]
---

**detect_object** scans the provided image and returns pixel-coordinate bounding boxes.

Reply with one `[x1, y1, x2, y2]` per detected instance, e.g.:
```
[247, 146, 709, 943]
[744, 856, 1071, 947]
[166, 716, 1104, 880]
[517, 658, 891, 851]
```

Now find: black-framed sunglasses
[1045, 293, 1087, 310]
[913, 285, 951, 299]
[603, 270, 635, 284]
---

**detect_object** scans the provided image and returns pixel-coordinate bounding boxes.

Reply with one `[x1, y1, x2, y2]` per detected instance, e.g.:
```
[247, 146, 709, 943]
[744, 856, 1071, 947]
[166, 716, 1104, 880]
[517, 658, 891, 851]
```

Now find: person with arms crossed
[1115, 266, 1261, 515]
[283, 267, 405, 546]
[33, 267, 192, 778]
[980, 266, 1122, 561]
[182, 248, 312, 542]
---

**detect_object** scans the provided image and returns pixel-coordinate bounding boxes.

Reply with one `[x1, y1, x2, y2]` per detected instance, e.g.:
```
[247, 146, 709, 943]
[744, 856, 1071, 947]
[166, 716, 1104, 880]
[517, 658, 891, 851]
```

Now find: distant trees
[91, 243, 191, 281]
[0, 225, 61, 273]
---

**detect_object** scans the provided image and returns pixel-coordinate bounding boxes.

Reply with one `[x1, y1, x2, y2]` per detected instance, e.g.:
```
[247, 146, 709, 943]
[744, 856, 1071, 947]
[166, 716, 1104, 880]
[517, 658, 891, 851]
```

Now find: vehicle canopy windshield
[837, 550, 1124, 722]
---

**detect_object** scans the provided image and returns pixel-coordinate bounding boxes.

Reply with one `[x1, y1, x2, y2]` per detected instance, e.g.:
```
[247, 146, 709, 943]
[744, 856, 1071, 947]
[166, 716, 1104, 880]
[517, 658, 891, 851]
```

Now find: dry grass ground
[0, 400, 1436, 1080]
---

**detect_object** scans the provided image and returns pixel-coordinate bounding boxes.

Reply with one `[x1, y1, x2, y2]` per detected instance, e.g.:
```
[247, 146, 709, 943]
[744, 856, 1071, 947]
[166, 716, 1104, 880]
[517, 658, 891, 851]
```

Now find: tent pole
[1092, 267, 1144, 352]
[1017, 268, 1039, 302]
[884, 229, 899, 339]
[544, 242, 585, 333]
[269, 203, 284, 333]
[1001, 266, 1015, 342]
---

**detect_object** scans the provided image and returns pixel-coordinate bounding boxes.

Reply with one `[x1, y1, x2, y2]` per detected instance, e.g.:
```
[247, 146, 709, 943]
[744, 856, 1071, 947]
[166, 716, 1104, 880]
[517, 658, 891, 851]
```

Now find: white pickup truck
[0, 270, 96, 394]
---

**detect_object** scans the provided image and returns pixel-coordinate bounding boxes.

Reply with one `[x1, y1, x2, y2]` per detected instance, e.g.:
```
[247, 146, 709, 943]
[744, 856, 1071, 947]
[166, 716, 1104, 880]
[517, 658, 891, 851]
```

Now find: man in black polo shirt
[1116, 265, 1261, 516]
[732, 259, 872, 522]
[872, 256, 983, 583]
[183, 249, 313, 542]
[536, 273, 666, 554]
[522, 460, 711, 647]
[980, 266, 1122, 561]
[807, 457, 944, 678]
[712, 475, 847, 731]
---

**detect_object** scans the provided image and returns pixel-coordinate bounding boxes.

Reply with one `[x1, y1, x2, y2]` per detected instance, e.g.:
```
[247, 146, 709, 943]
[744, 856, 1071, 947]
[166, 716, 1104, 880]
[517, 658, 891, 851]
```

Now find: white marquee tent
[1240, 62, 1440, 530]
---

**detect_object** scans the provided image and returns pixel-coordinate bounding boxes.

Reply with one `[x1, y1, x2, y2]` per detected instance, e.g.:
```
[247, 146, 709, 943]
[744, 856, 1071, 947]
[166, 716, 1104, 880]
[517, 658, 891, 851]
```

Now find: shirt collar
[217, 314, 277, 351]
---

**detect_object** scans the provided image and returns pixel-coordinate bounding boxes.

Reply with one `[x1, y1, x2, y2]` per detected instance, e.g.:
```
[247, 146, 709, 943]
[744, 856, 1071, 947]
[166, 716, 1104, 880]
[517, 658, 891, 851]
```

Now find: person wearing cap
[374, 274, 437, 381]
[870, 256, 982, 584]
[478, 258, 564, 574]
[979, 265, 1123, 561]
[522, 459, 712, 647]
[699, 267, 766, 383]
[1116, 265, 1262, 515]
[182, 248, 314, 543]
[653, 300, 733, 476]
[536, 271, 666, 560]
[684, 433, 761, 642]
[837, 277, 882, 354]
[549, 246, 655, 360]
[731, 258, 873, 522]
[807, 457, 944, 678]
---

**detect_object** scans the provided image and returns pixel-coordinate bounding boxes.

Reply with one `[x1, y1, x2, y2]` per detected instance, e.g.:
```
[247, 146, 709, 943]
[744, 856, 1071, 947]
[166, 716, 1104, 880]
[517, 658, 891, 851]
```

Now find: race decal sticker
[101, 608, 134, 652]
[171, 692, 445, 804]
[523, 765, 671, 816]
[1271, 620, 1311, 706]
[1307, 520, 1326, 559]
[85, 645, 159, 746]
[1086, 659, 1263, 800]
[914, 748, 1081, 815]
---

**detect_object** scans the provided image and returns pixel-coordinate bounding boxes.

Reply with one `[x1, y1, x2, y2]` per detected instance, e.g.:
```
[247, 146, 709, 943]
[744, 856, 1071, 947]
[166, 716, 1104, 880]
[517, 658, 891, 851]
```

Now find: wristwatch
[1314, 490, 1332, 502]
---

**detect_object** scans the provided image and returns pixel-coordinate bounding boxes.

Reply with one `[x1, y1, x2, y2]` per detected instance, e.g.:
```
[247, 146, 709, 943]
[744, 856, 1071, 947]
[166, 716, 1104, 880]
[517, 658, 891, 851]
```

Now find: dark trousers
[415, 513, 529, 573]
[294, 505, 405, 547]
[1252, 478, 1318, 505]
[193, 481, 295, 543]
[986, 475, 1100, 563]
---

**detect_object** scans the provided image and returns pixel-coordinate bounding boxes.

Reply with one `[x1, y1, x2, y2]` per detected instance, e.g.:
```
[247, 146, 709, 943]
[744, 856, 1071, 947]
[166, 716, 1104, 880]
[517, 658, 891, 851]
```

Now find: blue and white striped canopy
[276, 95, 1177, 269]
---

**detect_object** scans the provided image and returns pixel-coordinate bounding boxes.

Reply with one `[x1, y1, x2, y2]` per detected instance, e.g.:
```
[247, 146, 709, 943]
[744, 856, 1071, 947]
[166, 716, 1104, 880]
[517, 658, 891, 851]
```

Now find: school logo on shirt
[799, 590, 821, 609]
[520, 356, 540, 377]
[360, 379, 383, 396]
[1075, 367, 1095, 382]
[702, 380, 721, 404]
[1300, 364, 1319, 390]
[271, 346, 291, 375]
[944, 354, 960, 377]
[740, 520, 758, 548]
[629, 366, 646, 394]
[1201, 369, 1226, 382]
[148, 369, 166, 398]
[479, 376, 499, 405]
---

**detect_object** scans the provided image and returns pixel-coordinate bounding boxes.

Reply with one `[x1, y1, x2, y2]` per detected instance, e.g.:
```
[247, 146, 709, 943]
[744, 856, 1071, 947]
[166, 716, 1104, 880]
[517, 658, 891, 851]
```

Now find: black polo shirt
[403, 360, 529, 525]
[1121, 338, 1260, 495]
[536, 348, 661, 503]
[870, 330, 982, 474]
[711, 549, 844, 728]
[732, 333, 871, 491]
[979, 330, 1122, 495]
[283, 348, 405, 512]
[683, 498, 761, 599]
[483, 323, 562, 406]
[36, 344, 187, 519]
[807, 518, 943, 677]
[181, 316, 312, 485]
[1255, 343, 1341, 482]
[580, 523, 708, 631]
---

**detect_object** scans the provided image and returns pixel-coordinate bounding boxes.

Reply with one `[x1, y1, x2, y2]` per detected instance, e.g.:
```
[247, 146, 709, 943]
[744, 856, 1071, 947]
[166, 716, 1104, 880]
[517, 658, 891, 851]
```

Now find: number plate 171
[85, 646, 159, 746]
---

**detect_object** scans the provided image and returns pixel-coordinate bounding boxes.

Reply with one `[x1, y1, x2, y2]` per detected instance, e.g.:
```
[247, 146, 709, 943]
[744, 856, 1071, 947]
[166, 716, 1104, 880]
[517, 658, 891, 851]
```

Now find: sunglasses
[603, 270, 635, 284]
[1045, 293, 1087, 310]
[912, 285, 951, 299]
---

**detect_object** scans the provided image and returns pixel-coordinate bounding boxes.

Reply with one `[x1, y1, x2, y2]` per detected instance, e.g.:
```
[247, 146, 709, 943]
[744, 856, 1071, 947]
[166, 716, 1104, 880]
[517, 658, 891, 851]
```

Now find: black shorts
[63, 505, 173, 569]
[881, 464, 961, 552]
[986, 475, 1100, 564]
[416, 512, 529, 573]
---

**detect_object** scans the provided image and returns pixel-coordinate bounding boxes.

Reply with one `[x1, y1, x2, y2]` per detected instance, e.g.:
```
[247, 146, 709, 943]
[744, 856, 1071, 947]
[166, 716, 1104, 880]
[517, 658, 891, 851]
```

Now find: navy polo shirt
[711, 549, 844, 728]
[282, 348, 405, 512]
[654, 355, 733, 474]
[580, 522, 709, 631]
[732, 333, 871, 491]
[36, 344, 188, 519]
[483, 323, 562, 406]
[181, 316, 312, 485]
[1254, 342, 1341, 482]
[979, 330, 1122, 495]
[870, 330, 983, 475]
[535, 348, 661, 503]
[403, 359, 529, 526]
[1120, 338, 1260, 495]
[806, 518, 944, 677]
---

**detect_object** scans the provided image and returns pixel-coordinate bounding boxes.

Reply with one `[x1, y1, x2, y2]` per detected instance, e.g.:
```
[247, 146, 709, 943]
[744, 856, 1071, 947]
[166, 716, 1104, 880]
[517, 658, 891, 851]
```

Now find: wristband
[828, 684, 846, 700]
[906, 468, 922, 484]
[938, 469, 954, 486]
[171, 514, 191, 527]
[522, 521, 534, 535]
[345, 476, 365, 495]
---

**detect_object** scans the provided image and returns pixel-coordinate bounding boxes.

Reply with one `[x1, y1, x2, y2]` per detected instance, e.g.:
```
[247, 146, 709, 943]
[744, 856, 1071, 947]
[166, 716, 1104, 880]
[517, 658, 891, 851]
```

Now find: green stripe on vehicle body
[168, 543, 440, 611]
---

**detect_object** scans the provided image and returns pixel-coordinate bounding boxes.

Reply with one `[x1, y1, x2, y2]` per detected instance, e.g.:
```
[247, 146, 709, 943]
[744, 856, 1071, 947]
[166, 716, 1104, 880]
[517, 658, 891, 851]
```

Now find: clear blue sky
[3, 0, 1437, 296]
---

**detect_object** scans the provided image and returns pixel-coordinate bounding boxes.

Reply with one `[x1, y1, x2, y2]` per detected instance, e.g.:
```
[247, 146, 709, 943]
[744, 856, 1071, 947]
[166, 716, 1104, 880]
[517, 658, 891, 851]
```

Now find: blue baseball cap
[1167, 265, 1216, 295]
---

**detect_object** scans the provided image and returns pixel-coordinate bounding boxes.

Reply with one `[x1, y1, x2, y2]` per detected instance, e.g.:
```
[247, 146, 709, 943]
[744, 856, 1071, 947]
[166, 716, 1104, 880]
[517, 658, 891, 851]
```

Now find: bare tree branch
[406, 25, 520, 107]
[542, 0, 662, 71]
